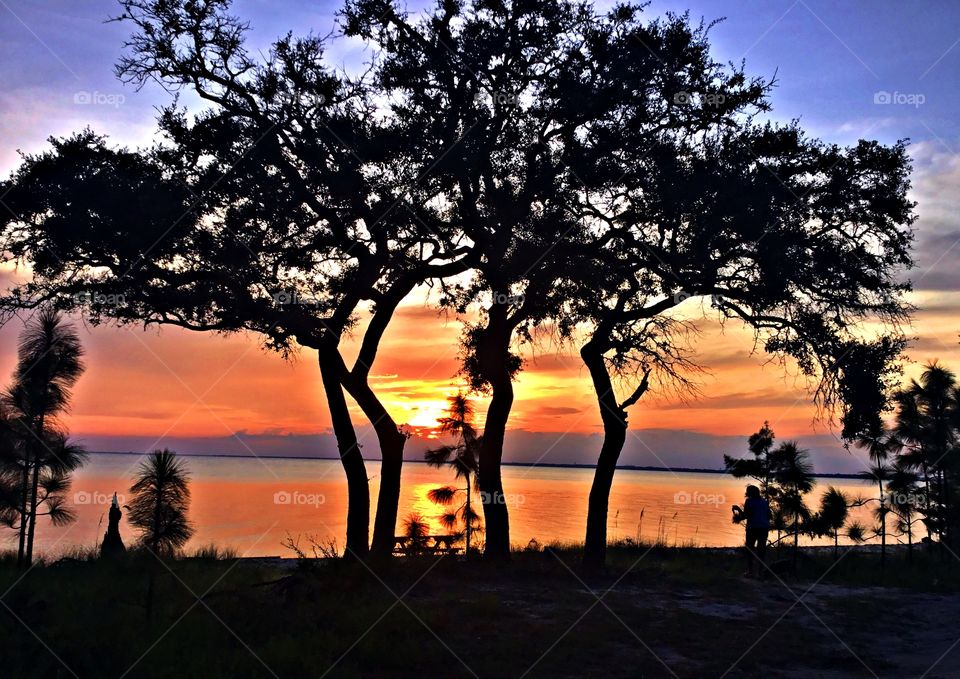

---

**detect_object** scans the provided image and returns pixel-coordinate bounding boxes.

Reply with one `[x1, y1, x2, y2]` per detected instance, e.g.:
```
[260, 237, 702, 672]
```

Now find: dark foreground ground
[2, 543, 959, 678]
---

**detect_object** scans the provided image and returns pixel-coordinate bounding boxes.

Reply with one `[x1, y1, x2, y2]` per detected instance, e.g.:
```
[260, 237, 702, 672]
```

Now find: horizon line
[83, 450, 863, 479]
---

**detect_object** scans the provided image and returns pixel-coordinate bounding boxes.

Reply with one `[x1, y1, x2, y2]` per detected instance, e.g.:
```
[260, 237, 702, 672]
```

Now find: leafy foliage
[127, 449, 195, 555]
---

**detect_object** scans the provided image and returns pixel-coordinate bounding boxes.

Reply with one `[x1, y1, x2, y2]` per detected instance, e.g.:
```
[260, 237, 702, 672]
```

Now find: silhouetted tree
[0, 0, 473, 558]
[887, 462, 922, 563]
[0, 0, 914, 564]
[346, 0, 914, 561]
[812, 487, 850, 561]
[569, 120, 913, 567]
[402, 513, 430, 555]
[0, 309, 86, 567]
[855, 431, 895, 569]
[726, 424, 816, 567]
[425, 393, 483, 555]
[890, 362, 959, 554]
[771, 443, 816, 569]
[128, 449, 194, 555]
[725, 422, 779, 499]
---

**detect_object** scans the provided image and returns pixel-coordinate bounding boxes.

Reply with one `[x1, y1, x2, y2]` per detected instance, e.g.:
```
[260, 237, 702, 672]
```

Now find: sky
[1, 0, 959, 474]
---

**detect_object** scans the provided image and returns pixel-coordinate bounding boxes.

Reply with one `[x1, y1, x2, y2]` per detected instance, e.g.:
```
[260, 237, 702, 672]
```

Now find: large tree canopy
[0, 0, 472, 557]
[0, 0, 915, 562]
[566, 121, 914, 566]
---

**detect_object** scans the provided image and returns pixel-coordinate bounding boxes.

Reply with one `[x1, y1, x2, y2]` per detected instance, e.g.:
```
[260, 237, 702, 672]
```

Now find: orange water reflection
[26, 454, 877, 558]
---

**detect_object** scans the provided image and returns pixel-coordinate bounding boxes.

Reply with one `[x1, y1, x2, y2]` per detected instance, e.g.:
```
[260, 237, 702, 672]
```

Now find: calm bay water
[26, 452, 875, 558]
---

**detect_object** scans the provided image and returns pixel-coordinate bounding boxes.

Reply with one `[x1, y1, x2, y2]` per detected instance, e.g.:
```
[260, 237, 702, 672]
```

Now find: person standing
[732, 485, 770, 578]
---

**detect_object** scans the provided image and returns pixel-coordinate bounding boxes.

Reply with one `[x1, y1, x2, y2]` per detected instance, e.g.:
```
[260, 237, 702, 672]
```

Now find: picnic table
[393, 534, 462, 556]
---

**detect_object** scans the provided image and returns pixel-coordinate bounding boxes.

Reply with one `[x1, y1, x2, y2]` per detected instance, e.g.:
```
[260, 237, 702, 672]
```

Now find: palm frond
[425, 445, 456, 468]
[427, 486, 459, 505]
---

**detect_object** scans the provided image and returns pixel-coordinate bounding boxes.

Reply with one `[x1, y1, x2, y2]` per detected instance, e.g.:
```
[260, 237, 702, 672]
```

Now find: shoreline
[81, 450, 865, 480]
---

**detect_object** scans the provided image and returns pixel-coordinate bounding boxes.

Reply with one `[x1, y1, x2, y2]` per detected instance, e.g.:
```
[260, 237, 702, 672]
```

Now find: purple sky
[1, 1, 959, 474]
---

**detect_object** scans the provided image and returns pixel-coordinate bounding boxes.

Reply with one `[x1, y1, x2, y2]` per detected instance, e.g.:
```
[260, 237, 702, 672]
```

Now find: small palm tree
[0, 309, 86, 566]
[128, 449, 194, 555]
[403, 513, 430, 554]
[887, 462, 921, 563]
[814, 487, 850, 560]
[769, 442, 815, 568]
[425, 393, 483, 555]
[855, 430, 894, 570]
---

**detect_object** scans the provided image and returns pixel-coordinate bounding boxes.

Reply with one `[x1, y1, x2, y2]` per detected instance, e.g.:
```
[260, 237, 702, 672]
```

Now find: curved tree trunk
[318, 346, 370, 560]
[581, 340, 629, 570]
[341, 281, 414, 558]
[581, 332, 651, 570]
[348, 383, 405, 558]
[475, 305, 514, 560]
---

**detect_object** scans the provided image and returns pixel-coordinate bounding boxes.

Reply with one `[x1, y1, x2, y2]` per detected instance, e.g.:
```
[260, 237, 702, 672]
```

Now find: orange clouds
[0, 283, 951, 454]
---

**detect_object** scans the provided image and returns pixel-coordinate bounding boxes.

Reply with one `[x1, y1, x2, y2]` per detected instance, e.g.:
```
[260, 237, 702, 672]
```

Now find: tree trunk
[16, 453, 29, 567]
[318, 347, 370, 560]
[465, 474, 472, 558]
[342, 366, 406, 558]
[474, 306, 514, 560]
[581, 339, 629, 570]
[942, 468, 951, 550]
[152, 478, 163, 555]
[938, 469, 946, 561]
[366, 406, 405, 558]
[878, 479, 886, 571]
[907, 516, 913, 564]
[342, 279, 413, 558]
[24, 412, 46, 567]
[792, 522, 799, 571]
[24, 459, 41, 566]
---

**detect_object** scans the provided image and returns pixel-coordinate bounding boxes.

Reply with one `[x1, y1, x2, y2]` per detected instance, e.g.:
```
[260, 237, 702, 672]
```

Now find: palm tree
[887, 462, 922, 563]
[769, 442, 816, 569]
[814, 487, 850, 561]
[402, 513, 430, 555]
[128, 449, 194, 555]
[891, 362, 959, 554]
[856, 430, 894, 570]
[425, 393, 483, 555]
[2, 309, 86, 566]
